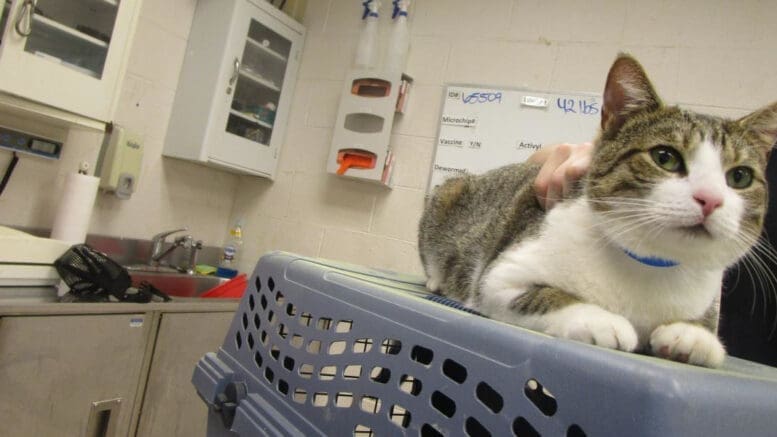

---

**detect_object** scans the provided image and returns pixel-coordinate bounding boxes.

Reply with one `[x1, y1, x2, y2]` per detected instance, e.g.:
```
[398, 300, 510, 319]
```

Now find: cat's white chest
[480, 198, 722, 340]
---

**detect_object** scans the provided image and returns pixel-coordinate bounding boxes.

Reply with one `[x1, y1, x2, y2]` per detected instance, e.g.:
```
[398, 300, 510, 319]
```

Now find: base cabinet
[0, 313, 150, 436]
[0, 303, 238, 436]
[135, 312, 234, 436]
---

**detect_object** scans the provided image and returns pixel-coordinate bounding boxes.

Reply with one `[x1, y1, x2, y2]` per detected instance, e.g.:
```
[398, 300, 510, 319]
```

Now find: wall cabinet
[0, 313, 151, 436]
[164, 0, 305, 179]
[0, 0, 141, 123]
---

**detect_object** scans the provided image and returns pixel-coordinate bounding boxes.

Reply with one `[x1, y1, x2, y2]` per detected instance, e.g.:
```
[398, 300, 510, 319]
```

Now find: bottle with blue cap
[217, 220, 243, 278]
[354, 0, 380, 69]
[385, 0, 410, 73]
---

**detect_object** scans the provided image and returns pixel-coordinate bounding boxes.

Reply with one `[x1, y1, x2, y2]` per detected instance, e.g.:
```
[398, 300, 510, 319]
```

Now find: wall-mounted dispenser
[95, 124, 143, 199]
[327, 0, 412, 186]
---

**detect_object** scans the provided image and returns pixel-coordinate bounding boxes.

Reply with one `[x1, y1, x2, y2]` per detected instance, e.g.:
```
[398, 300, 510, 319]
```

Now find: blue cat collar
[623, 249, 679, 268]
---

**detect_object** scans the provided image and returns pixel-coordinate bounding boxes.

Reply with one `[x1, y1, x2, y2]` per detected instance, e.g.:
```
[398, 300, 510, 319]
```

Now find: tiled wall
[1, 0, 776, 277]
[232, 0, 777, 274]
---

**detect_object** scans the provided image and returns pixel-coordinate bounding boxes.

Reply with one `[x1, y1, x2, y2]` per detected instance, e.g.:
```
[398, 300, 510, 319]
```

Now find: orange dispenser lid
[336, 149, 377, 175]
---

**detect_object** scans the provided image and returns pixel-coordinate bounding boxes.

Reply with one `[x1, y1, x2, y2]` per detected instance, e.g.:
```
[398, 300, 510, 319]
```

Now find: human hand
[531, 142, 593, 210]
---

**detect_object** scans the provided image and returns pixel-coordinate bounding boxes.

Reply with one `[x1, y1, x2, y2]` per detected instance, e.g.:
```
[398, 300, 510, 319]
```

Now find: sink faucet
[149, 227, 204, 274]
[149, 227, 188, 266]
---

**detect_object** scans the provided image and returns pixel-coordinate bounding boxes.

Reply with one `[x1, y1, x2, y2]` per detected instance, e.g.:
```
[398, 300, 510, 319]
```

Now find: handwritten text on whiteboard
[462, 92, 503, 104]
[557, 98, 599, 115]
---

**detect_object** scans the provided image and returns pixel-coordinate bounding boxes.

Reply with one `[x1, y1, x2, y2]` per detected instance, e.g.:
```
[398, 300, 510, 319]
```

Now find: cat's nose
[693, 189, 723, 217]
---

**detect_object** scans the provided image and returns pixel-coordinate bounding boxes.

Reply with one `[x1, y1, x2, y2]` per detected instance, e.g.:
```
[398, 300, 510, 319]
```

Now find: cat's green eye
[650, 146, 685, 173]
[726, 166, 754, 189]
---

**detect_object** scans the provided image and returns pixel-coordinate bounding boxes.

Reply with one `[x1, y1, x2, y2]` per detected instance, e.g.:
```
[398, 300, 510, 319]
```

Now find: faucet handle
[149, 227, 189, 267]
[185, 239, 204, 275]
[152, 227, 189, 243]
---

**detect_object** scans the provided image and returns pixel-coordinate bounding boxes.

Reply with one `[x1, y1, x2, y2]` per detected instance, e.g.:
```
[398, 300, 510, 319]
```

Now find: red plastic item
[202, 274, 247, 298]
[336, 149, 377, 175]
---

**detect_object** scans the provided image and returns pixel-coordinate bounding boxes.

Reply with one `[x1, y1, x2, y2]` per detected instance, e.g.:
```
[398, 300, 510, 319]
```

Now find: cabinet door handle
[229, 57, 240, 87]
[14, 0, 36, 37]
[85, 398, 123, 437]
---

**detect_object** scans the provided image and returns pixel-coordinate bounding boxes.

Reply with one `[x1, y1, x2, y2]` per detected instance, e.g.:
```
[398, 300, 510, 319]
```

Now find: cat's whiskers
[592, 198, 683, 241]
[741, 240, 777, 315]
[723, 227, 777, 336]
[590, 197, 686, 223]
[701, 215, 777, 307]
[717, 215, 777, 266]
[587, 197, 665, 211]
[737, 248, 774, 330]
[735, 255, 763, 317]
[644, 219, 671, 247]
[592, 212, 666, 254]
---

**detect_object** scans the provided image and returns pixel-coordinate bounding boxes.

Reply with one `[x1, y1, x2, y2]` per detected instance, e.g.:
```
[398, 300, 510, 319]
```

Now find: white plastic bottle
[217, 221, 243, 278]
[353, 0, 380, 69]
[385, 0, 410, 73]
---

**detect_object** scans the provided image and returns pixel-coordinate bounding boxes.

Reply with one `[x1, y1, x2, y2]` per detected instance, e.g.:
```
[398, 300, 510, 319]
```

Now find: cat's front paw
[649, 322, 725, 368]
[545, 304, 638, 352]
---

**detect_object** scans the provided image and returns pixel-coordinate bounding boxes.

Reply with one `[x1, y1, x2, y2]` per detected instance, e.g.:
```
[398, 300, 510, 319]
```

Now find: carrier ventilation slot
[525, 378, 557, 416]
[513, 417, 540, 437]
[231, 274, 587, 437]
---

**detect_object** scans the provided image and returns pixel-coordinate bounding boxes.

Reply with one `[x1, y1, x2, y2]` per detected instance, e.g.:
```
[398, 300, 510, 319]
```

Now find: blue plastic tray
[194, 252, 777, 436]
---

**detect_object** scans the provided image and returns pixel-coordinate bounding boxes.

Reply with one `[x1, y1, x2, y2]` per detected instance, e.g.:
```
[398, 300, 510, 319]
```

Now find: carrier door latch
[214, 381, 247, 428]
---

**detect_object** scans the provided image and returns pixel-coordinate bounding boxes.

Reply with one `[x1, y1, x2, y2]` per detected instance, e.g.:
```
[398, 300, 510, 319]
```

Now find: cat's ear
[601, 54, 662, 133]
[737, 102, 777, 155]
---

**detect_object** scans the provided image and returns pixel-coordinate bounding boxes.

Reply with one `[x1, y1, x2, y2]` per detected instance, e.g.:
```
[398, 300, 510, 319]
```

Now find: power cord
[0, 152, 19, 197]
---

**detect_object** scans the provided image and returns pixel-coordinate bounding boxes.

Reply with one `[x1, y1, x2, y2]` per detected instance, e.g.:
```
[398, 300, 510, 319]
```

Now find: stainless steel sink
[125, 265, 229, 298]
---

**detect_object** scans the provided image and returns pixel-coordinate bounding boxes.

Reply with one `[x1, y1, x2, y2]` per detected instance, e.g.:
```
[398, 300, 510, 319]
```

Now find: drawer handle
[86, 398, 123, 437]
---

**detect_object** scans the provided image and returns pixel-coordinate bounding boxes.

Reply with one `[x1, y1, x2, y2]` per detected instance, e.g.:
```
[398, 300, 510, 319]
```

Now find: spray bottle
[385, 0, 410, 73]
[354, 0, 381, 69]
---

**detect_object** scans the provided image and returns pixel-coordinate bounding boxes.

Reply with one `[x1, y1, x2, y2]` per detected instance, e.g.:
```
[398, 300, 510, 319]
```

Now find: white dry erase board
[428, 84, 603, 192]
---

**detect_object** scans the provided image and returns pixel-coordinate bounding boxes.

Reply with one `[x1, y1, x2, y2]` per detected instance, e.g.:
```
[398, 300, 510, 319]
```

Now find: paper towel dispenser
[95, 124, 143, 199]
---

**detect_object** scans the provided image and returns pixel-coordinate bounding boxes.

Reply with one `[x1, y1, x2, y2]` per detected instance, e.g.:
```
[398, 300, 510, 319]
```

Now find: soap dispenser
[95, 124, 144, 199]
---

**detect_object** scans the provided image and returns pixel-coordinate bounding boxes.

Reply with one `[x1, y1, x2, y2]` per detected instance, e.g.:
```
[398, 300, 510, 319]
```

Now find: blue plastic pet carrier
[193, 252, 777, 436]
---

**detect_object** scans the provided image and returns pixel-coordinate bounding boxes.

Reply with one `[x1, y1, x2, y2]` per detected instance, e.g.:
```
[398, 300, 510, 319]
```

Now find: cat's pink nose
[693, 189, 723, 217]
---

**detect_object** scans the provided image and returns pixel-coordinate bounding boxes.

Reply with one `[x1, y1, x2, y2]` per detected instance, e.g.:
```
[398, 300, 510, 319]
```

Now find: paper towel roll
[51, 172, 100, 244]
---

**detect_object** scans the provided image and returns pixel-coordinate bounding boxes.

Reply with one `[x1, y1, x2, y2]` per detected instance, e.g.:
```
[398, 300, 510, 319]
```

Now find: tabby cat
[418, 54, 777, 368]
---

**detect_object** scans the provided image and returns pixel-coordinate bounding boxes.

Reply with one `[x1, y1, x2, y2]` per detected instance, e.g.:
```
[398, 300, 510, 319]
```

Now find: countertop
[0, 297, 240, 316]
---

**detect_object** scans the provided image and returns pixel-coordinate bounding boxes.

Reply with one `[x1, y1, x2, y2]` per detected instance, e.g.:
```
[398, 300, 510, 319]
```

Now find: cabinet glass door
[226, 17, 292, 147]
[0, 1, 10, 44]
[15, 0, 119, 79]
